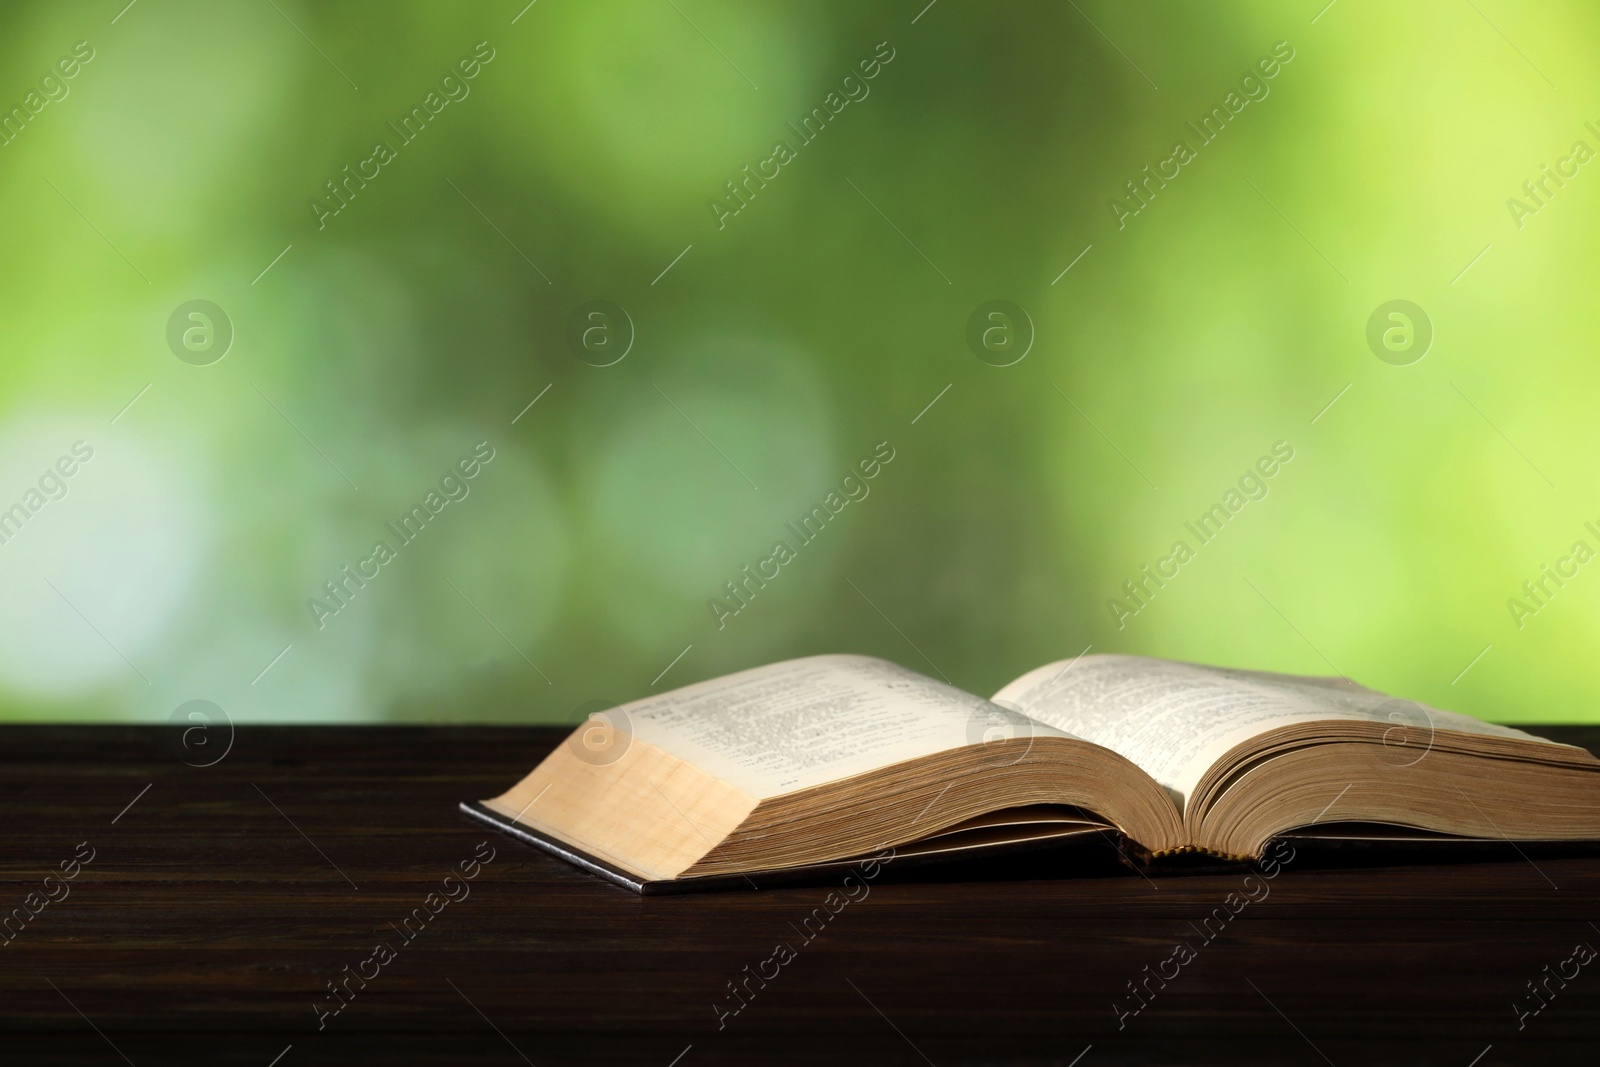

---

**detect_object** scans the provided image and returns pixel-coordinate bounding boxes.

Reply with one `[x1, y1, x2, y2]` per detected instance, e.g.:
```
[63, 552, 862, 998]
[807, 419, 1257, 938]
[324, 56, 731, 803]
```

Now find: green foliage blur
[1, 0, 1597, 725]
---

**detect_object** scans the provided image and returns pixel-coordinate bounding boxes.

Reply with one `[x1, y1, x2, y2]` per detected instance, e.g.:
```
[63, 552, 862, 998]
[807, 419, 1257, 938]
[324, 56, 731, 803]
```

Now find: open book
[462, 654, 1600, 892]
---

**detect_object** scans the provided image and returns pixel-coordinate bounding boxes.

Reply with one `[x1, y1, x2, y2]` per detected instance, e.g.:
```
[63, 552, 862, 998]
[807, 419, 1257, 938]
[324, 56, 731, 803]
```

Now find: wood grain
[3, 724, 1599, 1065]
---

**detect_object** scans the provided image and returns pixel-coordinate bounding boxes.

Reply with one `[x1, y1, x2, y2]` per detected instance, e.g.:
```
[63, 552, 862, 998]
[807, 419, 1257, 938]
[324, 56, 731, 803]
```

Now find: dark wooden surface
[4, 725, 1600, 1065]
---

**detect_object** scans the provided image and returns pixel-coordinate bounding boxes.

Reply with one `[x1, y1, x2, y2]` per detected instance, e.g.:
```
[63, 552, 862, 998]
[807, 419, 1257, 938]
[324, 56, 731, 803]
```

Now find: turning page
[993, 654, 1547, 809]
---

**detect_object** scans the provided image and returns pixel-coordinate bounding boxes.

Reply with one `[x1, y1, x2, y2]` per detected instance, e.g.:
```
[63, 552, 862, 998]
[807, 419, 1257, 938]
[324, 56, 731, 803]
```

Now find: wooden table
[3, 725, 1599, 1065]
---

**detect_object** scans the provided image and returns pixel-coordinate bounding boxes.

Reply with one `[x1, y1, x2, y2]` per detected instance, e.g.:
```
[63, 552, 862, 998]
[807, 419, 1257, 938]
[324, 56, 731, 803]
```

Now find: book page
[994, 654, 1549, 809]
[613, 654, 1074, 799]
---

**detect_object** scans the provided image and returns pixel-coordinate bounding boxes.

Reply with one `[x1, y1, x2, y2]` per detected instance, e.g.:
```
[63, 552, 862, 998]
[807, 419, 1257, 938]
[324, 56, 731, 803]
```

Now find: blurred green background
[1, 0, 1596, 725]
